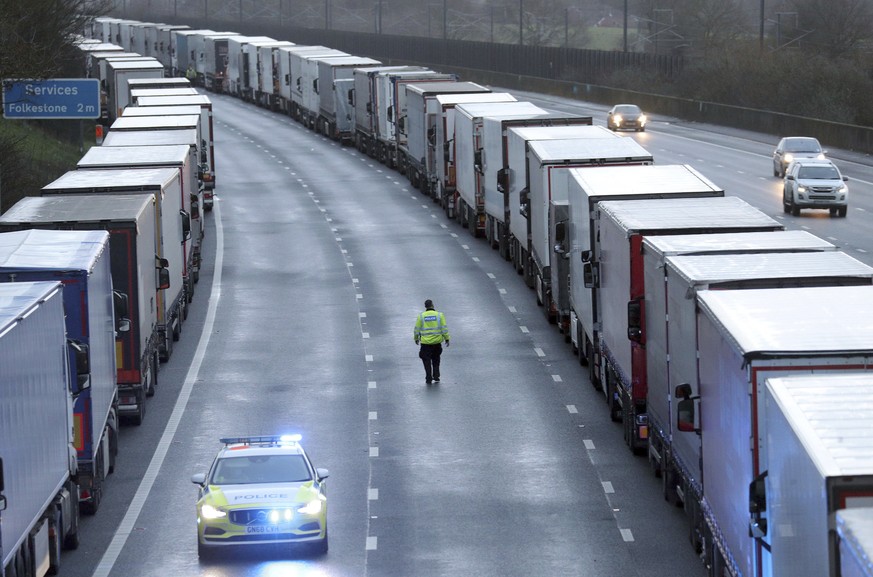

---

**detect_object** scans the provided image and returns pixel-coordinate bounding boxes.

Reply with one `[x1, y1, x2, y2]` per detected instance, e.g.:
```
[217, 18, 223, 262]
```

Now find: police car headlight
[297, 500, 323, 515]
[200, 504, 227, 520]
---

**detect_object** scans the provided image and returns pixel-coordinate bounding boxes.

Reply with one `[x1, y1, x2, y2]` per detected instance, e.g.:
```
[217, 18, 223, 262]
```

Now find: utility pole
[519, 0, 523, 45]
[759, 0, 765, 52]
[623, 0, 628, 51]
[443, 0, 447, 40]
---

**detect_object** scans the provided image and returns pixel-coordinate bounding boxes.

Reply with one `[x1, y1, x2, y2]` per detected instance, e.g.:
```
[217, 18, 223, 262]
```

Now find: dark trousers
[419, 343, 442, 381]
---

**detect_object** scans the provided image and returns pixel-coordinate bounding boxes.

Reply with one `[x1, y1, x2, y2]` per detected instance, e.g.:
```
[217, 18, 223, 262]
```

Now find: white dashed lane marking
[566, 405, 578, 414]
[551, 374, 562, 382]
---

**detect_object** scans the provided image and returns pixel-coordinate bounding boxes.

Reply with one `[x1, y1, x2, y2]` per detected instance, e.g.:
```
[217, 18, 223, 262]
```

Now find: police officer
[414, 299, 450, 384]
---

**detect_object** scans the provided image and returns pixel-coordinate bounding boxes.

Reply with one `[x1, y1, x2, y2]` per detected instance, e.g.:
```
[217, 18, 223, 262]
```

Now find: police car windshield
[211, 454, 312, 485]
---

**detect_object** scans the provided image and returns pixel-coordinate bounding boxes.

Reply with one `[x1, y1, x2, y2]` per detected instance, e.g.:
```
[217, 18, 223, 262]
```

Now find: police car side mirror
[316, 468, 329, 481]
[191, 473, 206, 485]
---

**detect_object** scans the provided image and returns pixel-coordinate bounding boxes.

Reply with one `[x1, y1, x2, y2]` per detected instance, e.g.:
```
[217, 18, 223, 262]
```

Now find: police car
[191, 435, 329, 558]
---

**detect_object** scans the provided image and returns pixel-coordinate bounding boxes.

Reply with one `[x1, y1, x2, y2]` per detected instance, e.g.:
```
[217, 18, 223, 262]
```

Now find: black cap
[424, 299, 434, 309]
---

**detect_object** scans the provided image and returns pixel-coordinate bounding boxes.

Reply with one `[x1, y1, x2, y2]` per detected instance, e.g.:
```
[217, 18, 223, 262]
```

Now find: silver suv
[783, 158, 848, 217]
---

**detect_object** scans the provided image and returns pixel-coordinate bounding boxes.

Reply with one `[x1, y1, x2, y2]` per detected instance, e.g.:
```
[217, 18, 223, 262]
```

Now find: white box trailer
[530, 139, 654, 326]
[598, 198, 818, 454]
[159, 25, 189, 72]
[0, 281, 79, 577]
[276, 45, 331, 116]
[226, 36, 273, 97]
[315, 55, 381, 140]
[376, 70, 457, 168]
[134, 94, 217, 199]
[129, 22, 157, 56]
[77, 144, 199, 305]
[481, 114, 592, 259]
[641, 230, 838, 512]
[191, 31, 236, 84]
[173, 29, 215, 79]
[837, 509, 873, 577]
[95, 55, 149, 91]
[106, 59, 163, 121]
[567, 164, 714, 371]
[760, 375, 873, 577]
[202, 34, 236, 91]
[433, 92, 517, 208]
[127, 77, 191, 92]
[403, 81, 490, 193]
[688, 286, 873, 577]
[257, 41, 295, 108]
[0, 230, 121, 515]
[352, 65, 427, 156]
[240, 39, 277, 102]
[42, 168, 184, 363]
[504, 125, 615, 278]
[333, 78, 355, 144]
[129, 87, 199, 103]
[454, 101, 549, 236]
[0, 194, 159, 425]
[298, 53, 349, 127]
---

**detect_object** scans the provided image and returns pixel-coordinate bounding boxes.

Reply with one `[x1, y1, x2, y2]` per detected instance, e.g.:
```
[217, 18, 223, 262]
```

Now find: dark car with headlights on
[772, 136, 826, 177]
[607, 104, 647, 132]
[783, 158, 848, 217]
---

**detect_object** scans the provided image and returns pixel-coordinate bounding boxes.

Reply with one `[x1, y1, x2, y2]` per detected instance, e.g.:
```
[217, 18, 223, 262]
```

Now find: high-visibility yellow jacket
[414, 309, 449, 344]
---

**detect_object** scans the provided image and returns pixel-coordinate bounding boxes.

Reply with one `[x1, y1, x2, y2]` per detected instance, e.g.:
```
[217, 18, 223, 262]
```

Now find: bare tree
[791, 0, 873, 58]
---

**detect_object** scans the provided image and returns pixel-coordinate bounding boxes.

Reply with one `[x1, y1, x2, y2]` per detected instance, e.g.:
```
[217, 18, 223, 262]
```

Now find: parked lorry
[76, 143, 199, 303]
[351, 65, 427, 157]
[297, 51, 349, 128]
[134, 94, 216, 198]
[679, 285, 873, 577]
[837, 508, 873, 577]
[0, 281, 83, 577]
[314, 55, 381, 140]
[256, 41, 295, 109]
[105, 58, 164, 121]
[126, 77, 192, 92]
[480, 114, 592, 258]
[171, 29, 214, 78]
[529, 138, 654, 329]
[0, 230, 124, 514]
[42, 168, 183, 364]
[277, 45, 334, 117]
[596, 198, 819, 454]
[129, 87, 199, 104]
[746, 374, 873, 577]
[201, 34, 234, 91]
[503, 124, 614, 277]
[641, 229, 838, 512]
[402, 81, 491, 192]
[454, 101, 550, 236]
[224, 35, 271, 96]
[242, 40, 290, 103]
[0, 194, 160, 426]
[431, 92, 517, 210]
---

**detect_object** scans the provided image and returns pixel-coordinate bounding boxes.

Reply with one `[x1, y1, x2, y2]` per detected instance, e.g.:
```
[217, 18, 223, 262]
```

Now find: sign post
[2, 79, 101, 119]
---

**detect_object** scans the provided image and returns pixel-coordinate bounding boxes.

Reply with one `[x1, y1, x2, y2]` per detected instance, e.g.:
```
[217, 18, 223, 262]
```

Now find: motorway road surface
[59, 86, 873, 577]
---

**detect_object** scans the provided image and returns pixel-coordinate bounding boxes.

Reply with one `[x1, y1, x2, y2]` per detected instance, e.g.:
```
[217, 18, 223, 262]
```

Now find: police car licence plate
[245, 525, 286, 534]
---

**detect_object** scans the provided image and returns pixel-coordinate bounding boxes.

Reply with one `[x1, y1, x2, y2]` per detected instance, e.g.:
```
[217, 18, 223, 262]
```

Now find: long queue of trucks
[8, 15, 869, 577]
[0, 32, 221, 577]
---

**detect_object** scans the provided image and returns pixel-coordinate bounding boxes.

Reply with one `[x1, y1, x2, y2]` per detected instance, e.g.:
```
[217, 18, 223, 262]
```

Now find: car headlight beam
[200, 504, 227, 520]
[298, 500, 323, 515]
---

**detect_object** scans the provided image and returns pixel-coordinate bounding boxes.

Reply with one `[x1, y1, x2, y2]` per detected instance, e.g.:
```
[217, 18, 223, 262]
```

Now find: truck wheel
[173, 320, 181, 342]
[133, 389, 146, 425]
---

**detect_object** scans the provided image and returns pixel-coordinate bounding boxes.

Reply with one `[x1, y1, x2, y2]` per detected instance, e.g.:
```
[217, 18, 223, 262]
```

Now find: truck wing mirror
[497, 168, 509, 193]
[398, 116, 405, 131]
[519, 188, 530, 218]
[113, 290, 130, 333]
[627, 299, 644, 343]
[473, 149, 483, 174]
[190, 193, 201, 220]
[366, 102, 372, 114]
[0, 458, 5, 512]
[553, 221, 567, 255]
[157, 267, 171, 291]
[180, 210, 191, 241]
[675, 382, 700, 434]
[748, 472, 768, 539]
[68, 339, 91, 392]
[443, 141, 450, 163]
[284, 73, 289, 85]
[348, 87, 355, 106]
[583, 262, 599, 289]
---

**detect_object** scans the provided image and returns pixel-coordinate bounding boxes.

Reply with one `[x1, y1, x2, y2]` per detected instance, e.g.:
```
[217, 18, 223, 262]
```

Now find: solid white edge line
[91, 196, 225, 577]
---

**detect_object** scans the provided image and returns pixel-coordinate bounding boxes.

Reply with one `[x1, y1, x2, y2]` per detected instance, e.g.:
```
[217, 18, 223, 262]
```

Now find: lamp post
[443, 0, 447, 40]
[519, 0, 523, 45]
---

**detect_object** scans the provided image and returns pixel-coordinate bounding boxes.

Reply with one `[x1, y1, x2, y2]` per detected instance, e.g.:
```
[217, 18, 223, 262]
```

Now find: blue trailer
[0, 229, 127, 514]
